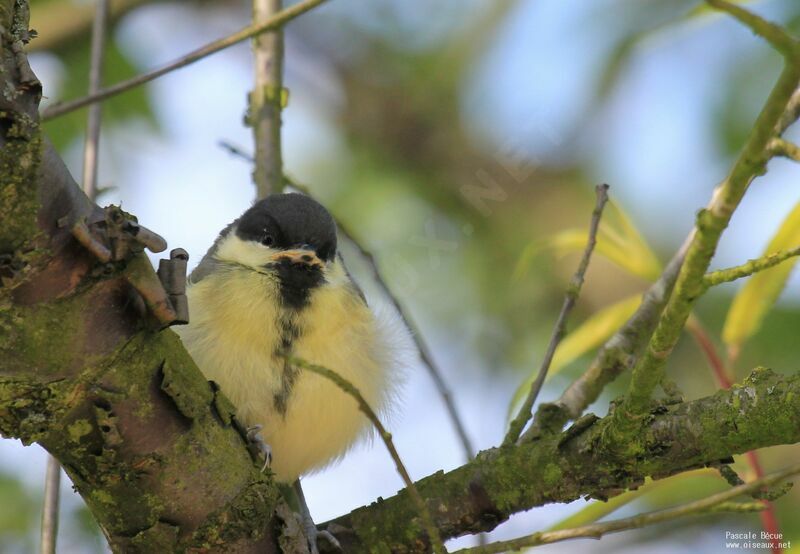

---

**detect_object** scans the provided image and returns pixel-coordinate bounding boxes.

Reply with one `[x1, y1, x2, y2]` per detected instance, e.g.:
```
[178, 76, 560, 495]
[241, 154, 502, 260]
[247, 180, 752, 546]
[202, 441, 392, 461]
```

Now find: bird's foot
[301, 515, 340, 554]
[246, 424, 272, 471]
[293, 480, 340, 553]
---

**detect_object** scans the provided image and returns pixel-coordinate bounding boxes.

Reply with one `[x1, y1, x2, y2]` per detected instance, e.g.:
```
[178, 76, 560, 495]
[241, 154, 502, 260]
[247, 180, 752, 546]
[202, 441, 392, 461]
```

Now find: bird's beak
[268, 249, 324, 270]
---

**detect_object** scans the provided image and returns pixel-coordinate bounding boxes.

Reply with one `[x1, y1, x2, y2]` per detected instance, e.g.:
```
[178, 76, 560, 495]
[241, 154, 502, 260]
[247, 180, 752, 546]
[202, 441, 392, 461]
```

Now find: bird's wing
[338, 252, 368, 306]
[188, 219, 238, 284]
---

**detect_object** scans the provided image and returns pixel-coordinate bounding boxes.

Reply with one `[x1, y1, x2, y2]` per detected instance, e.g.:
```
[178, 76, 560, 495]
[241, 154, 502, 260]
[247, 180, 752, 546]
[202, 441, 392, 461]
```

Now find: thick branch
[321, 368, 800, 552]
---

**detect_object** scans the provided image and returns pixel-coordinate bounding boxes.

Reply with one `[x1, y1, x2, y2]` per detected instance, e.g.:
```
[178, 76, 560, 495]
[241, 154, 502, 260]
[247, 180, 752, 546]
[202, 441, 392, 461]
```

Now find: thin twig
[81, 0, 110, 198]
[285, 355, 447, 554]
[768, 137, 800, 162]
[250, 0, 284, 198]
[335, 220, 476, 461]
[39, 455, 61, 554]
[702, 246, 800, 288]
[452, 462, 800, 554]
[523, 234, 692, 441]
[219, 140, 254, 162]
[706, 0, 799, 59]
[775, 87, 800, 135]
[40, 0, 330, 121]
[504, 184, 609, 447]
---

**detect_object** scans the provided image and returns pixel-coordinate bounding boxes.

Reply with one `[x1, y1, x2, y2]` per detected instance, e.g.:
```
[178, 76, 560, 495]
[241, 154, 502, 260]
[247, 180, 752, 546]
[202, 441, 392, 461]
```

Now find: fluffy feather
[176, 232, 400, 482]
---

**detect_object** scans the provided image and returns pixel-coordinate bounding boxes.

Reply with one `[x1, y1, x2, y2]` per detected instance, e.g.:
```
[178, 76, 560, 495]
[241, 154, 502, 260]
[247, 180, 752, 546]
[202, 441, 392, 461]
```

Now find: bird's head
[212, 193, 338, 307]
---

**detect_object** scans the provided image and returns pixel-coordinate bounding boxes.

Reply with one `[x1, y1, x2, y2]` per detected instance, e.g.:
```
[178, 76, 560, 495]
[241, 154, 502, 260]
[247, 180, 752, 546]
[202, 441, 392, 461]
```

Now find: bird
[175, 192, 401, 551]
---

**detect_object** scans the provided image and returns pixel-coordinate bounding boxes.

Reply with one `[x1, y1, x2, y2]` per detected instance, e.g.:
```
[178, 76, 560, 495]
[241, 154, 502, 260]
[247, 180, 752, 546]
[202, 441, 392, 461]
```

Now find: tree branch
[527, 7, 800, 443]
[524, 237, 690, 440]
[768, 137, 800, 162]
[620, 4, 800, 420]
[703, 246, 800, 288]
[39, 0, 330, 121]
[321, 368, 800, 552]
[79, 0, 110, 199]
[451, 462, 798, 554]
[705, 0, 800, 59]
[250, 0, 284, 198]
[39, 455, 61, 554]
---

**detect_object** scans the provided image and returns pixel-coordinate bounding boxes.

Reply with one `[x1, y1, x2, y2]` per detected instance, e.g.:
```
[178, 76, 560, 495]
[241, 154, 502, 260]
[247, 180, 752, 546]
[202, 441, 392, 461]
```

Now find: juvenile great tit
[175, 193, 399, 545]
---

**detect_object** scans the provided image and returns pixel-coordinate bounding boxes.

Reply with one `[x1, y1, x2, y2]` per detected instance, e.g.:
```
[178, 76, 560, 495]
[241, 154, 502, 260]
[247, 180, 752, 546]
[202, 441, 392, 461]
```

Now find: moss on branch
[323, 368, 800, 552]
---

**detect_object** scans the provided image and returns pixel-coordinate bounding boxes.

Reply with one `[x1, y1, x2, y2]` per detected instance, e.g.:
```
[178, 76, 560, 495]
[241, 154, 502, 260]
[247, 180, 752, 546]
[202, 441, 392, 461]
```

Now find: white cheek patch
[214, 232, 280, 270]
[322, 258, 349, 287]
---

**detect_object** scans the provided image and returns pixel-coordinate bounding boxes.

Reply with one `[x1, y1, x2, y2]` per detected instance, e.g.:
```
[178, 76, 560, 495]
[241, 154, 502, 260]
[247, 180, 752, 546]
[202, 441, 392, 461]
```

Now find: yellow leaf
[508, 295, 642, 418]
[513, 200, 662, 282]
[546, 469, 715, 532]
[723, 201, 800, 350]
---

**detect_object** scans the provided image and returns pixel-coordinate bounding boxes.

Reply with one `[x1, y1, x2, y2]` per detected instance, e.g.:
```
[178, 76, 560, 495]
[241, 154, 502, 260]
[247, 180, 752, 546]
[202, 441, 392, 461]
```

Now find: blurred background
[3, 0, 800, 551]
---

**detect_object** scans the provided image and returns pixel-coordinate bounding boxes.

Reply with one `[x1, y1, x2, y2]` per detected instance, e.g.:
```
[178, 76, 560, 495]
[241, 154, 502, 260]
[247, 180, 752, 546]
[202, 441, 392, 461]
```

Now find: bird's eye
[261, 235, 275, 247]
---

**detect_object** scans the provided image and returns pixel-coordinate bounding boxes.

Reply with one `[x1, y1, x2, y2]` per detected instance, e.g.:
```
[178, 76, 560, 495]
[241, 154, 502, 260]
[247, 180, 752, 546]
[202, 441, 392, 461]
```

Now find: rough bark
[2, 1, 799, 553]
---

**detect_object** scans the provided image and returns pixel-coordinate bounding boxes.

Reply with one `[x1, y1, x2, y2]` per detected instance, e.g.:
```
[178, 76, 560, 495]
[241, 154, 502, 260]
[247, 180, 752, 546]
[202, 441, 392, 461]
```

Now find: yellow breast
[176, 259, 395, 482]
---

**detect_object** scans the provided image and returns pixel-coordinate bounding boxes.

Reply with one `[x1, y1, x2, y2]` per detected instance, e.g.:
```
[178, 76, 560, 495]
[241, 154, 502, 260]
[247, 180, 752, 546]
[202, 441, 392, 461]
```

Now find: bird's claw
[303, 517, 340, 554]
[246, 424, 272, 471]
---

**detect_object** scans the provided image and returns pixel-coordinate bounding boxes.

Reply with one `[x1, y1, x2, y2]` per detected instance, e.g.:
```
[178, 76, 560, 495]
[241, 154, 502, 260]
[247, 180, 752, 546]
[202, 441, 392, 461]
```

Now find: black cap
[236, 193, 337, 261]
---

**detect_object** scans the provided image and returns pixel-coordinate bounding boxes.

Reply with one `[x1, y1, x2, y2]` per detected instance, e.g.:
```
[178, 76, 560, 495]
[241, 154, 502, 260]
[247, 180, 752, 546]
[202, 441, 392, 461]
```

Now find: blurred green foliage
[0, 472, 37, 552]
[42, 38, 156, 152]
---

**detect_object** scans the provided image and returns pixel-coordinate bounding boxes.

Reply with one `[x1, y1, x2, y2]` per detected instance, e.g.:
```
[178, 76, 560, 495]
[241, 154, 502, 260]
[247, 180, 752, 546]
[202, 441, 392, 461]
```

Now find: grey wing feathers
[338, 252, 368, 306]
[189, 219, 238, 284]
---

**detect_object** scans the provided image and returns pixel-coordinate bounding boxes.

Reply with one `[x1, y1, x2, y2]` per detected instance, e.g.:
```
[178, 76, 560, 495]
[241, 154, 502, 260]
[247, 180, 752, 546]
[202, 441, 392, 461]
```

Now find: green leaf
[514, 200, 662, 282]
[723, 200, 800, 351]
[507, 295, 642, 418]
